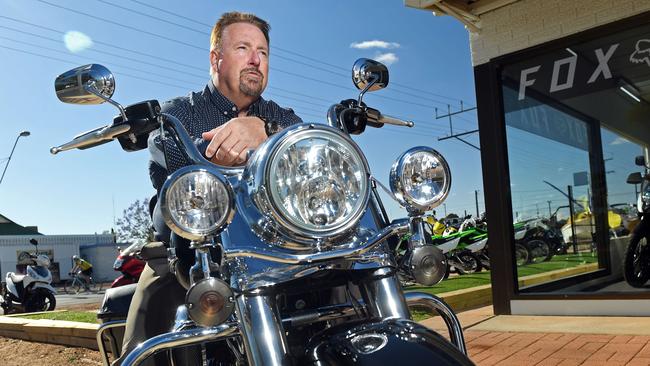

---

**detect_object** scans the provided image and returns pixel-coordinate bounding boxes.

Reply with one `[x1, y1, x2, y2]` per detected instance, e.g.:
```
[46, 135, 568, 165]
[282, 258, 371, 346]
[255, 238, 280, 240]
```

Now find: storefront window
[500, 22, 650, 294]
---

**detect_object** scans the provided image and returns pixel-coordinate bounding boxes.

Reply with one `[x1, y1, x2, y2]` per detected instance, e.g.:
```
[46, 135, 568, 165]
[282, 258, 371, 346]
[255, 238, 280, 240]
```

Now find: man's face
[214, 22, 269, 99]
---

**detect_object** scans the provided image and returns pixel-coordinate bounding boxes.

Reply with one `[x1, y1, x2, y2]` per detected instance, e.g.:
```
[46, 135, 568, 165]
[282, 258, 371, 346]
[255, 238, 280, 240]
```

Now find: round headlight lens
[160, 167, 234, 240]
[266, 128, 369, 235]
[390, 147, 451, 213]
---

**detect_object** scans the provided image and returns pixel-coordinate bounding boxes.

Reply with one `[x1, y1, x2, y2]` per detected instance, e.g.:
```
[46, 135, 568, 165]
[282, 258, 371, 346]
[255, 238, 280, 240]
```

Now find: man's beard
[239, 68, 264, 98]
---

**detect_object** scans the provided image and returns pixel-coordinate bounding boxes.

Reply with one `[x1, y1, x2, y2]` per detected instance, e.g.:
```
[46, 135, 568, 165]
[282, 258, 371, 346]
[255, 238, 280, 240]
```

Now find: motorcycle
[0, 239, 56, 314]
[52, 59, 474, 365]
[111, 242, 146, 288]
[623, 155, 650, 287]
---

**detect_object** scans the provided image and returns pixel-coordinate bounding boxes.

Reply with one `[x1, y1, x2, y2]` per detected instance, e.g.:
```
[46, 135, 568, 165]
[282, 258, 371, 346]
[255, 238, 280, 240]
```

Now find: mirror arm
[357, 75, 378, 105]
[84, 82, 127, 121]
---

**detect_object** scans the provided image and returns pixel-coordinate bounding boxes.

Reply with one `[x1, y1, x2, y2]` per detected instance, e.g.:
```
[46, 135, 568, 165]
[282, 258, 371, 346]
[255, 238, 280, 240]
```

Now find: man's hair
[210, 11, 270, 52]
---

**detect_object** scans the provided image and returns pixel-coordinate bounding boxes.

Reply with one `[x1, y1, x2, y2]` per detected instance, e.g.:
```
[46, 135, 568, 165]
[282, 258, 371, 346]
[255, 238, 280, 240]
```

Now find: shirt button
[232, 106, 236, 111]
[223, 111, 228, 115]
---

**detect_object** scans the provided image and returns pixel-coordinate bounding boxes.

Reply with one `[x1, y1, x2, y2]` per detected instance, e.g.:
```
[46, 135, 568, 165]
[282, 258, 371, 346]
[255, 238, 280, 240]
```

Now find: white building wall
[471, 0, 650, 65]
[0, 234, 114, 282]
[80, 243, 122, 282]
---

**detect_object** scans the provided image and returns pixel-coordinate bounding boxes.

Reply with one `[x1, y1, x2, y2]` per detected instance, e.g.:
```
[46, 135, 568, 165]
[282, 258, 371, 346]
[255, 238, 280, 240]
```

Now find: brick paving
[465, 330, 650, 365]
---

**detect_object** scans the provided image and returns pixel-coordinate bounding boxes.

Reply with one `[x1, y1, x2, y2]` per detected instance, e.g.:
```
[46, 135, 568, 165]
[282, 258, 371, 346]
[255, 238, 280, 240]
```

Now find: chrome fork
[234, 291, 291, 366]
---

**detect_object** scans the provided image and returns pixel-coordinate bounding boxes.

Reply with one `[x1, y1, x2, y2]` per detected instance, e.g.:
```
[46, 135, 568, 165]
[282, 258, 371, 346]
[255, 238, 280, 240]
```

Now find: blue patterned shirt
[148, 82, 303, 192]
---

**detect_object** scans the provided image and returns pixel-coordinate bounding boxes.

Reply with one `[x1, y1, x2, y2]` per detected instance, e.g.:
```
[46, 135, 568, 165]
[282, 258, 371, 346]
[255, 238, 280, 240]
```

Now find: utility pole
[475, 190, 480, 217]
[536, 203, 539, 217]
[547, 200, 552, 217]
[436, 102, 480, 150]
[443, 203, 447, 217]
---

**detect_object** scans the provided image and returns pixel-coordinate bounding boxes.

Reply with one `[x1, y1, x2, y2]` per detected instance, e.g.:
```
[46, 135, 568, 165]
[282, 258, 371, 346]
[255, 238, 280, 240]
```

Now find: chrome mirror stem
[84, 82, 127, 121]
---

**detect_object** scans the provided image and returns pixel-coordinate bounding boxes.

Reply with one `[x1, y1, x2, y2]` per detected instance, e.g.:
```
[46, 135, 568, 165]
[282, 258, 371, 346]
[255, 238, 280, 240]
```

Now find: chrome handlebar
[50, 124, 131, 154]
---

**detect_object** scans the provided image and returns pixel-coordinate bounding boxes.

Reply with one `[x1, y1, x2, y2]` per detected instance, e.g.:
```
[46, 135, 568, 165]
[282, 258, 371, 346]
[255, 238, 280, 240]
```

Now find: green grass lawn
[21, 311, 98, 323]
[407, 253, 598, 296]
[14, 255, 598, 324]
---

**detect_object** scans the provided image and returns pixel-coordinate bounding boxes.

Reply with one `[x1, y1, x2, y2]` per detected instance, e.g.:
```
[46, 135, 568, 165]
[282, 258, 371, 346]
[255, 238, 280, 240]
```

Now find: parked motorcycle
[623, 155, 650, 287]
[0, 239, 56, 314]
[111, 242, 146, 288]
[52, 60, 474, 365]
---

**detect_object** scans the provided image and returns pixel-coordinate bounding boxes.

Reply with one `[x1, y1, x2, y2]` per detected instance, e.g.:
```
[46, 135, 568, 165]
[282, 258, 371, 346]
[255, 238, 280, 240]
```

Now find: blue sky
[0, 0, 483, 234]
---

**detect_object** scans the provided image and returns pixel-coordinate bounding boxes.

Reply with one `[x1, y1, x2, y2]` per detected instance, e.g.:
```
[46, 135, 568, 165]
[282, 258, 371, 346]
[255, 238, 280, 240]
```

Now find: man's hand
[202, 117, 266, 166]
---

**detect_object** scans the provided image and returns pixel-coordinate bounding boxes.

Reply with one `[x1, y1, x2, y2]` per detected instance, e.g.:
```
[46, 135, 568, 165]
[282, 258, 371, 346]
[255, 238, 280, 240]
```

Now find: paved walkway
[423, 306, 650, 365]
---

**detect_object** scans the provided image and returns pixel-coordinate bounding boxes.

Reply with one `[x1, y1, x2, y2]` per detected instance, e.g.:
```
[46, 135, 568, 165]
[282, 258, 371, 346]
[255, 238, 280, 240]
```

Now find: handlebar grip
[50, 124, 131, 154]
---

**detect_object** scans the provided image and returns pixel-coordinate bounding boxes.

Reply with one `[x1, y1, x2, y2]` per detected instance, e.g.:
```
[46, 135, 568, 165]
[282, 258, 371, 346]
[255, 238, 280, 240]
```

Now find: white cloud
[63, 31, 93, 53]
[610, 137, 630, 145]
[375, 52, 398, 65]
[350, 40, 400, 49]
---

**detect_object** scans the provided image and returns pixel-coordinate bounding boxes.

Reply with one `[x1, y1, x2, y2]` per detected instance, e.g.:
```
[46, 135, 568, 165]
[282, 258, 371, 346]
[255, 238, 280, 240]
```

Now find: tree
[116, 198, 154, 246]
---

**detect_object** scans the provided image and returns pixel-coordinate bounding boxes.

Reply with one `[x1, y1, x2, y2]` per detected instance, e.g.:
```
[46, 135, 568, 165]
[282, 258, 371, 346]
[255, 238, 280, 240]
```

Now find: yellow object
[76, 258, 92, 271]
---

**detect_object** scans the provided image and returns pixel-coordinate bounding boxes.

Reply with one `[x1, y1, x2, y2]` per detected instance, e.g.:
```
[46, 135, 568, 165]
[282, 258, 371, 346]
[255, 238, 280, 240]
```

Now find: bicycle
[63, 271, 101, 294]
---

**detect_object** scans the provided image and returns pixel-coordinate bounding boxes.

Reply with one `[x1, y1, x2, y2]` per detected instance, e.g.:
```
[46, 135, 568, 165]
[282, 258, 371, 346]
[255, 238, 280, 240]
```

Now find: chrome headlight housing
[389, 147, 451, 214]
[160, 166, 235, 241]
[248, 124, 371, 240]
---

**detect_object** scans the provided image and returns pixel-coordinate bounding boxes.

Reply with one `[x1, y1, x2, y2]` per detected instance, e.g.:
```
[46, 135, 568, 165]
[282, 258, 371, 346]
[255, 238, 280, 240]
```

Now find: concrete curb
[0, 263, 598, 350]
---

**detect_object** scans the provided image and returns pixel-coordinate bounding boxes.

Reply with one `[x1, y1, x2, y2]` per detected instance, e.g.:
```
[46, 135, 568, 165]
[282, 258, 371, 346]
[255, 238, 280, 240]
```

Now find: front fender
[32, 283, 57, 294]
[304, 318, 474, 365]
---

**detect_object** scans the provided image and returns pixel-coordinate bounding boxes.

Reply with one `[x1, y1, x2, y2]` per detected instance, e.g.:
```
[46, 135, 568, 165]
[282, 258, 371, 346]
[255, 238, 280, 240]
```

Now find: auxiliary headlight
[389, 147, 451, 213]
[160, 166, 235, 241]
[261, 125, 370, 237]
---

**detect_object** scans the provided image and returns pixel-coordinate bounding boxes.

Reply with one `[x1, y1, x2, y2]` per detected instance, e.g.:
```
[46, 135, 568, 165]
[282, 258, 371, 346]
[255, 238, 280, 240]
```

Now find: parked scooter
[0, 239, 56, 314]
[623, 155, 650, 287]
[111, 242, 146, 288]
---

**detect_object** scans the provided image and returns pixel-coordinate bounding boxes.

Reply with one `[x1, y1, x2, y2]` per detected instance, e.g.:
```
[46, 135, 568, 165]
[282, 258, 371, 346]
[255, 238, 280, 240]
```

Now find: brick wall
[471, 0, 650, 65]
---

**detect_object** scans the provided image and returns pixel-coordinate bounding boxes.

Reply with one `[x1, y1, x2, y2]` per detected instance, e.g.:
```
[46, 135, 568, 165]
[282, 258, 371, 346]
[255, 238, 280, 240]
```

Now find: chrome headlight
[389, 147, 451, 213]
[160, 166, 235, 241]
[252, 124, 370, 239]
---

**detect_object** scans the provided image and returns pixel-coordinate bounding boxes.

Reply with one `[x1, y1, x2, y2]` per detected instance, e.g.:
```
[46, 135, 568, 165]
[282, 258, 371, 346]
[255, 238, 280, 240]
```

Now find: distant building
[0, 214, 116, 282]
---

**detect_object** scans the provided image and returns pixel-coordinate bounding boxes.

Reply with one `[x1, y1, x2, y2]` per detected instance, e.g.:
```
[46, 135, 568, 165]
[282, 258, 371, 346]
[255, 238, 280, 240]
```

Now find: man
[115, 12, 302, 365]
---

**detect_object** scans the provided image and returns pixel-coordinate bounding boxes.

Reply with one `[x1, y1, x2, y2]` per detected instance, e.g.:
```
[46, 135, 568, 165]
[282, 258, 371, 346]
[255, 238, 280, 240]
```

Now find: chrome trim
[96, 320, 126, 366]
[389, 146, 452, 214]
[404, 292, 467, 355]
[121, 322, 238, 366]
[159, 165, 236, 241]
[223, 221, 408, 265]
[361, 268, 410, 320]
[235, 293, 290, 366]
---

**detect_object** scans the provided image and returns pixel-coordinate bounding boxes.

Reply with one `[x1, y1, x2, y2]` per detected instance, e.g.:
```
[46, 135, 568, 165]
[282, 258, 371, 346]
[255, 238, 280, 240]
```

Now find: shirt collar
[206, 81, 265, 115]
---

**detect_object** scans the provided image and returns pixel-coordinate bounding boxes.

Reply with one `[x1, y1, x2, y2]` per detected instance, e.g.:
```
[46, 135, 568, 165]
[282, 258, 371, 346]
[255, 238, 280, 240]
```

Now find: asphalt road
[55, 290, 105, 309]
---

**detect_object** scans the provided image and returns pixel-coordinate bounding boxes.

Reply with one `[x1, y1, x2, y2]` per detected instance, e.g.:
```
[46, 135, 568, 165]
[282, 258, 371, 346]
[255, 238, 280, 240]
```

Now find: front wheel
[623, 235, 650, 288]
[64, 278, 82, 294]
[515, 243, 530, 266]
[527, 240, 552, 264]
[455, 252, 481, 274]
[25, 289, 56, 312]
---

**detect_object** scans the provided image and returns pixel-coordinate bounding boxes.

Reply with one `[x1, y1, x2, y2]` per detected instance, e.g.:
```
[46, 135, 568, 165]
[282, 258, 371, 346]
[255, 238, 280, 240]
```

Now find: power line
[127, 0, 473, 105]
[89, 0, 473, 107]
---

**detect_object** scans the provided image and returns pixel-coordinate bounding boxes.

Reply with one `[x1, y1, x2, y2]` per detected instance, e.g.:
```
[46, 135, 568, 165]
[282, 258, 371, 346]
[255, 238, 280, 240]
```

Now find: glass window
[500, 21, 650, 294]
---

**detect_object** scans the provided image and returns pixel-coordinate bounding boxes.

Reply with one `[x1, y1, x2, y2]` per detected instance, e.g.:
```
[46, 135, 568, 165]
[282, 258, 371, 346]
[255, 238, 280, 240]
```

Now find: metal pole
[475, 190, 479, 217]
[0, 131, 30, 186]
[547, 201, 552, 217]
[568, 185, 578, 254]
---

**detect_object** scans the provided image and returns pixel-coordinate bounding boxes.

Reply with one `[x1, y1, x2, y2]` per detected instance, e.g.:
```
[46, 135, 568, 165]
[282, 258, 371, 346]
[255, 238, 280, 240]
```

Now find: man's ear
[210, 50, 221, 73]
